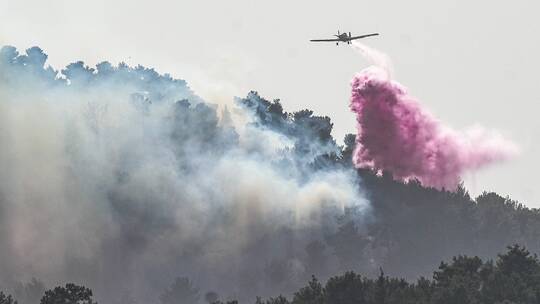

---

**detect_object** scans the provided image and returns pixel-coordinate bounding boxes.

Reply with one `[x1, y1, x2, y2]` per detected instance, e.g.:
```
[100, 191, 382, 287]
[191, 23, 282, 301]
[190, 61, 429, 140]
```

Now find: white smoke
[0, 46, 369, 302]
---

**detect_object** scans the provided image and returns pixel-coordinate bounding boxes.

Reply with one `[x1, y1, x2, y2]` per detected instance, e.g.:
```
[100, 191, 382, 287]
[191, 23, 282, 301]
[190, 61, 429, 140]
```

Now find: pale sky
[1, 0, 539, 206]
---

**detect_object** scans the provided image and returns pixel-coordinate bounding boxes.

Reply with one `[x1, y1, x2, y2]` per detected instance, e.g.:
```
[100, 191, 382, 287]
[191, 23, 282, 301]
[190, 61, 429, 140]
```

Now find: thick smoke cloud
[0, 46, 368, 302]
[349, 42, 517, 190]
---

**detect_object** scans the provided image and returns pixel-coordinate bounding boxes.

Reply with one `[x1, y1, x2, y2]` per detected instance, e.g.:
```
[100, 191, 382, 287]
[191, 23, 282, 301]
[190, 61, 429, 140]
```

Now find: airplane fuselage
[334, 33, 353, 44]
[335, 33, 350, 41]
[310, 31, 378, 46]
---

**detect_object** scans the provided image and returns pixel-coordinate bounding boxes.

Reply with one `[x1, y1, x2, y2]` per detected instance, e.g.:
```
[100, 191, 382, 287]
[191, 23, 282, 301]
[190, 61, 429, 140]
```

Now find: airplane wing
[310, 38, 340, 42]
[349, 33, 379, 40]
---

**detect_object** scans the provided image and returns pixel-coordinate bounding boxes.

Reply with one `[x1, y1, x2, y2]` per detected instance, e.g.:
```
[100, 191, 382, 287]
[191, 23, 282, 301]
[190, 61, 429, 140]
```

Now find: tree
[22, 47, 47, 68]
[0, 292, 17, 304]
[159, 277, 200, 304]
[324, 272, 367, 304]
[292, 276, 324, 304]
[496, 245, 540, 276]
[339, 134, 356, 166]
[430, 255, 485, 304]
[482, 245, 540, 303]
[204, 292, 219, 304]
[374, 268, 386, 304]
[255, 296, 289, 304]
[40, 284, 96, 304]
[264, 296, 289, 304]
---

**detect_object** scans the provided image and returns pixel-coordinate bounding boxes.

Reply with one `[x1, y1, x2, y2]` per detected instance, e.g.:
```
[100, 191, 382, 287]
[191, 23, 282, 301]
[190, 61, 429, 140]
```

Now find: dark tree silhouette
[291, 276, 324, 304]
[159, 277, 200, 304]
[204, 292, 219, 304]
[373, 269, 386, 304]
[324, 271, 368, 304]
[0, 292, 17, 304]
[39, 284, 96, 304]
[255, 295, 290, 304]
[258, 246, 540, 304]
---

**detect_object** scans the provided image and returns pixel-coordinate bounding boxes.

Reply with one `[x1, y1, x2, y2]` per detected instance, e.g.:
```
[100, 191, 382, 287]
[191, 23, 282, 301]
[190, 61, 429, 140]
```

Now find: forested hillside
[0, 46, 538, 303]
[239, 91, 540, 281]
[4, 246, 540, 304]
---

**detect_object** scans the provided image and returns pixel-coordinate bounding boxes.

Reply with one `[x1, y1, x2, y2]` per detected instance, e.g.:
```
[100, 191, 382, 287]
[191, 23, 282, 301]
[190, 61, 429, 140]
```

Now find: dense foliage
[238, 92, 540, 277]
[4, 246, 540, 304]
[252, 245, 540, 304]
[40, 284, 96, 304]
[2, 46, 540, 302]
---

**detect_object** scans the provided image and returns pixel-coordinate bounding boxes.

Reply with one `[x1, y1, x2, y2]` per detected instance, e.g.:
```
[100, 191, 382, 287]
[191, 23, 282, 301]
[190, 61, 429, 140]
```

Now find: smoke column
[0, 46, 368, 303]
[349, 41, 517, 190]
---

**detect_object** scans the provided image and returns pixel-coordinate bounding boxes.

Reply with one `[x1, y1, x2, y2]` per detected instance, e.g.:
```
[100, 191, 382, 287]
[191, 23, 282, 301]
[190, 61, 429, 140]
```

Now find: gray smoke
[0, 46, 368, 303]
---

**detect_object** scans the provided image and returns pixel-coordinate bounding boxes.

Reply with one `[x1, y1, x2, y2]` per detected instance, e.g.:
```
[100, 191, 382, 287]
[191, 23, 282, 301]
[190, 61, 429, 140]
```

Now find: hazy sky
[1, 0, 538, 206]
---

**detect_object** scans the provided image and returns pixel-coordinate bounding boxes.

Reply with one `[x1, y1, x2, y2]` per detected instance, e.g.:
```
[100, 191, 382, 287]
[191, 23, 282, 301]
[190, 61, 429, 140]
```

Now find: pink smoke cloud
[349, 65, 517, 190]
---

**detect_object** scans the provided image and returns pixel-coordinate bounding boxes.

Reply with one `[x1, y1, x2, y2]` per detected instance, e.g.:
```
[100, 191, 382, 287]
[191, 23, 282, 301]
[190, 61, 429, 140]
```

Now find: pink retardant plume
[349, 66, 517, 190]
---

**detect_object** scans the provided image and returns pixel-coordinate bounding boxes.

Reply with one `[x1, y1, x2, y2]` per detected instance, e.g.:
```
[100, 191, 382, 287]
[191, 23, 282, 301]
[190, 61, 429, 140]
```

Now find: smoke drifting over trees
[0, 46, 365, 302]
[0, 46, 538, 303]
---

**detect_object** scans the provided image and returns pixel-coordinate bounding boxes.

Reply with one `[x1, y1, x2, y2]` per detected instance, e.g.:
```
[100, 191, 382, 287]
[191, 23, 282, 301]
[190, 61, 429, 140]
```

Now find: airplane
[310, 31, 379, 45]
